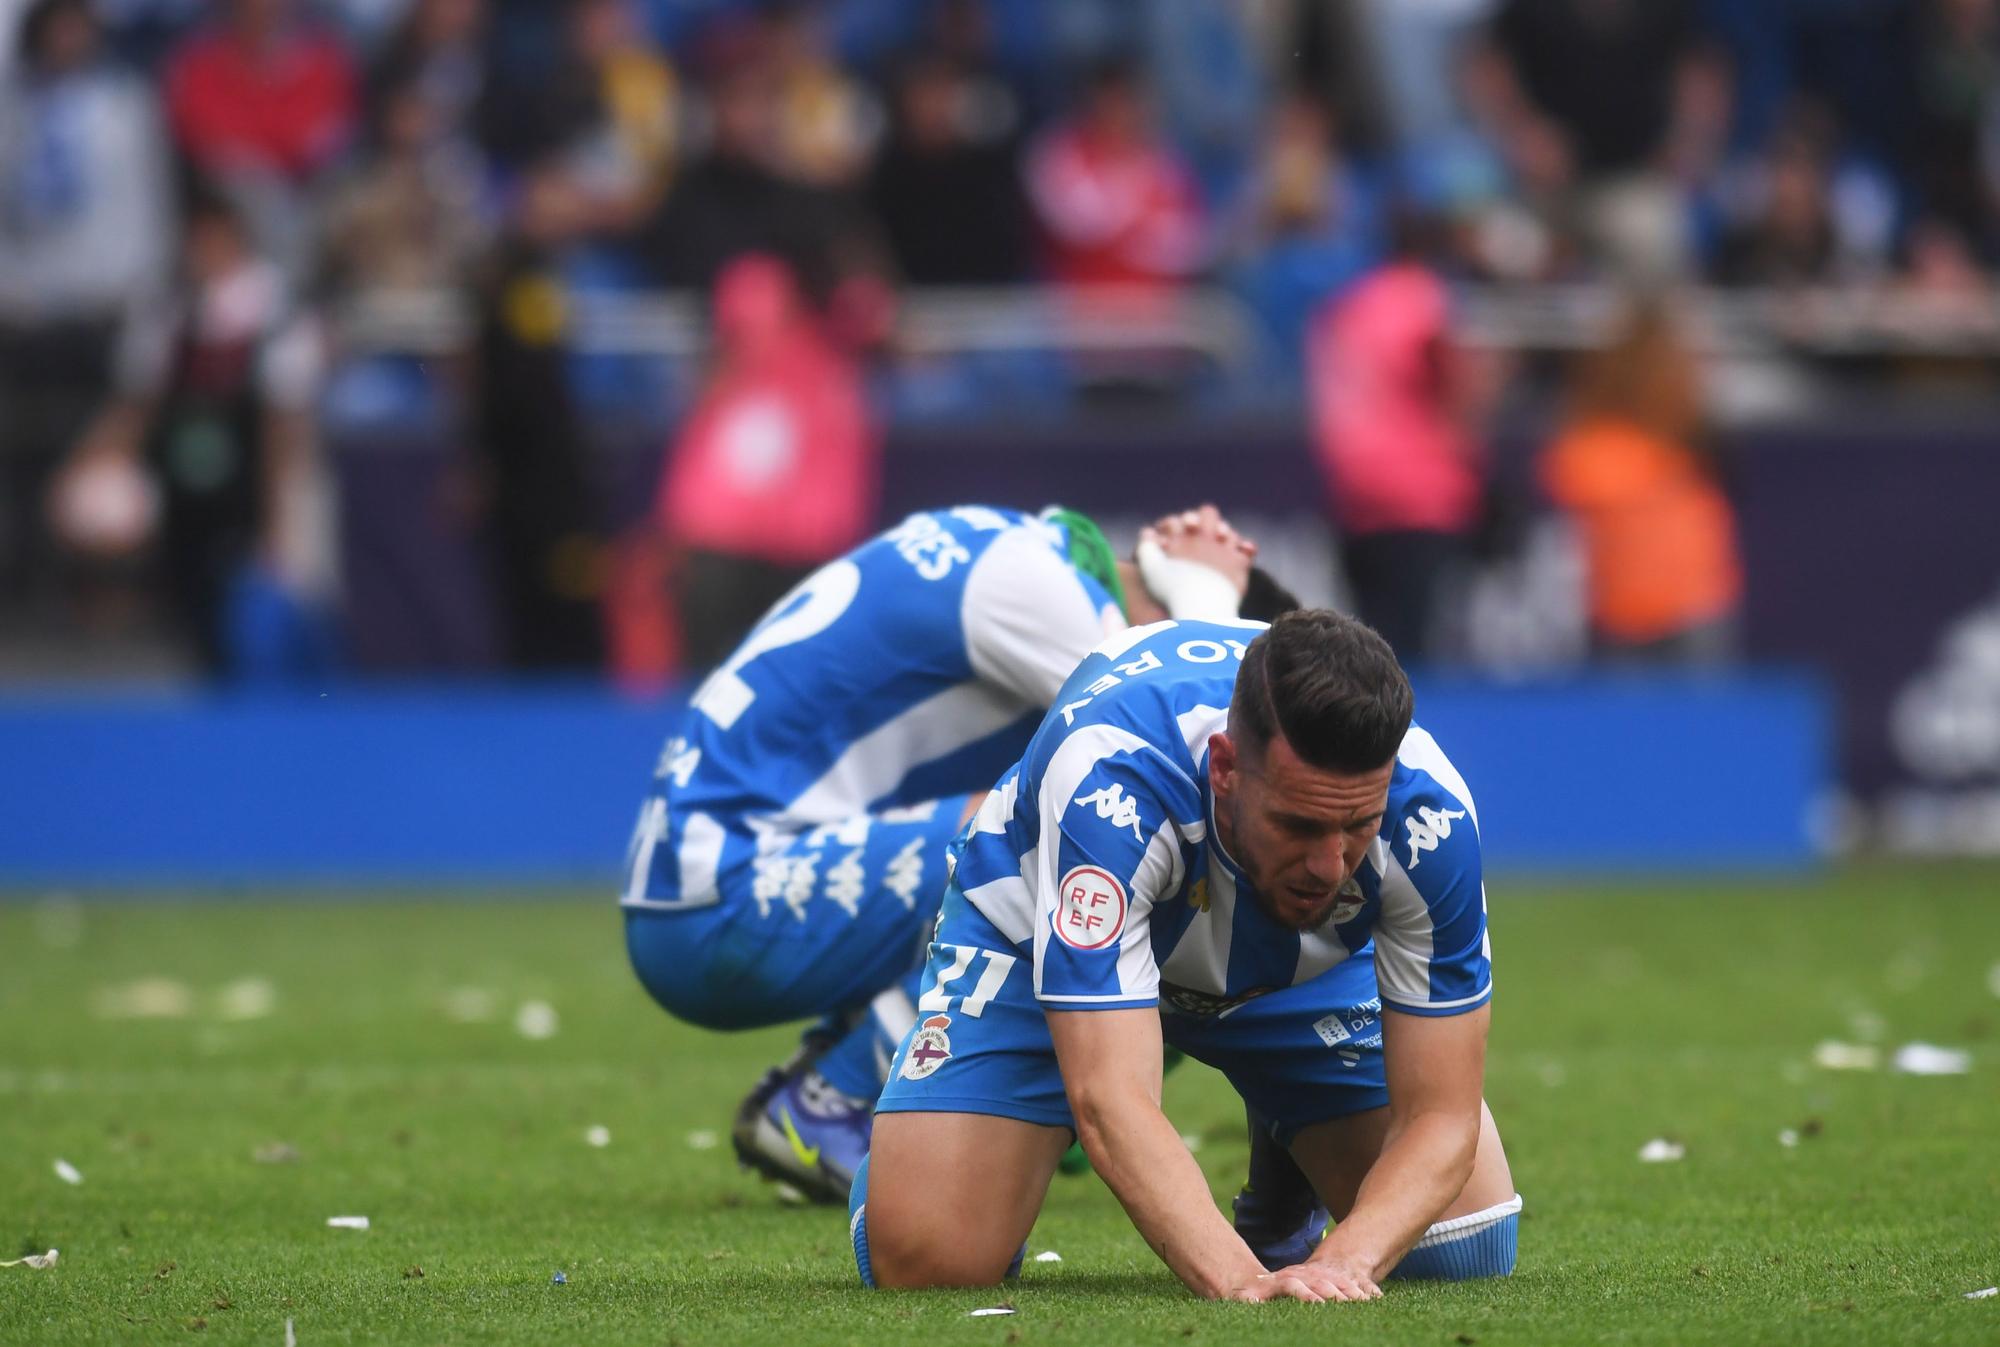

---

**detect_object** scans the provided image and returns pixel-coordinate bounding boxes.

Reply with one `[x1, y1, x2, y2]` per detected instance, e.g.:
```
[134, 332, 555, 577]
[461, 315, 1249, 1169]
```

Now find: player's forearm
[1071, 1088, 1265, 1298]
[1313, 1109, 1478, 1280]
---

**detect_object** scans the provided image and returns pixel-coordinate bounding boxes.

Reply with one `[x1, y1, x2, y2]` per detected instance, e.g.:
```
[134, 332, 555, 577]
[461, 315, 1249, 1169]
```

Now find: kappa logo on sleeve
[1053, 865, 1127, 950]
[1072, 783, 1146, 843]
[1403, 805, 1467, 870]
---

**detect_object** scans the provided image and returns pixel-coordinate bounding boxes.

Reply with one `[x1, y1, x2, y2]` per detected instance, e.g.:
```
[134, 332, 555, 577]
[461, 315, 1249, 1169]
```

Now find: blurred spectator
[366, 0, 486, 149]
[644, 46, 878, 299]
[1022, 57, 1206, 292]
[320, 70, 489, 298]
[1305, 214, 1491, 664]
[1469, 0, 1727, 279]
[1, 0, 175, 620]
[164, 0, 359, 277]
[1710, 115, 1840, 288]
[483, 0, 676, 236]
[1226, 93, 1382, 373]
[1539, 296, 1742, 665]
[867, 52, 1028, 285]
[468, 160, 606, 671]
[656, 254, 877, 671]
[1905, 0, 2000, 262]
[48, 187, 336, 678]
[765, 0, 880, 187]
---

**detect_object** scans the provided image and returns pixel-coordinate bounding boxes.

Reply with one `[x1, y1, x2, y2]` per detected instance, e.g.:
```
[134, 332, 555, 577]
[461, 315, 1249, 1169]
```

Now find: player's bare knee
[866, 1211, 1013, 1288]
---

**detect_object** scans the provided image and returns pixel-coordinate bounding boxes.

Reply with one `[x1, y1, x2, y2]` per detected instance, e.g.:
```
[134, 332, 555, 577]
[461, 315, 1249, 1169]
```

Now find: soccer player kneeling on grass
[854, 611, 1521, 1299]
[622, 502, 1294, 1203]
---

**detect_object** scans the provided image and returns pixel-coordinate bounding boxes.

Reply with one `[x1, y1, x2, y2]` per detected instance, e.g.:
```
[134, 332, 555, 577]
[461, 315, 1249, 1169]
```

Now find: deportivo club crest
[900, 1015, 953, 1080]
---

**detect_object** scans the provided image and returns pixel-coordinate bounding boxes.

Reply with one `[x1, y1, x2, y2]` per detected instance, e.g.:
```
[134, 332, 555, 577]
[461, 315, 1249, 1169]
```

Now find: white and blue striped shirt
[951, 619, 1492, 1018]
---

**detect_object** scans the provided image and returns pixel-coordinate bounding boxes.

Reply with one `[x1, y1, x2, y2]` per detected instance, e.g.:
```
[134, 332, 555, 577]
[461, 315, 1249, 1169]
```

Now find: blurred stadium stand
[5, 0, 2000, 869]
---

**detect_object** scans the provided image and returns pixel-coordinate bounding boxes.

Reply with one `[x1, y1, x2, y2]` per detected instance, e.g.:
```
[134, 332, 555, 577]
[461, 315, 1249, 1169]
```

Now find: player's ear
[1208, 732, 1238, 798]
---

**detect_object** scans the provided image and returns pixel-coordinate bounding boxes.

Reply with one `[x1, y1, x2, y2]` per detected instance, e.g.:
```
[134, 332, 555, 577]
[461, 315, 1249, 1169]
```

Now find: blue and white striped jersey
[951, 619, 1492, 1019]
[626, 507, 1122, 906]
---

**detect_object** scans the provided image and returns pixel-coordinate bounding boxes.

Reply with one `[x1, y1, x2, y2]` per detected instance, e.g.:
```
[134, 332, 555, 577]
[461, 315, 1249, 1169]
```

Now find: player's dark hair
[1231, 610, 1412, 774]
[1238, 567, 1301, 623]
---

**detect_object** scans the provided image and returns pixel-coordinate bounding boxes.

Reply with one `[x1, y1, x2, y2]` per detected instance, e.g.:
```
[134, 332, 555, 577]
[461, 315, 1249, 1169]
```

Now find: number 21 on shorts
[916, 944, 1017, 1017]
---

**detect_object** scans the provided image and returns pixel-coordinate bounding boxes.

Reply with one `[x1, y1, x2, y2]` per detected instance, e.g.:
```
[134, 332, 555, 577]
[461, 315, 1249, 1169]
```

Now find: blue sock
[849, 1154, 875, 1288]
[1390, 1197, 1521, 1280]
[816, 1022, 883, 1101]
[819, 974, 921, 1101]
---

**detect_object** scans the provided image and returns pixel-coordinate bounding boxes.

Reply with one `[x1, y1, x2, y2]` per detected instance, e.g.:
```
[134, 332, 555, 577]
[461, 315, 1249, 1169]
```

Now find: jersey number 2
[690, 559, 862, 731]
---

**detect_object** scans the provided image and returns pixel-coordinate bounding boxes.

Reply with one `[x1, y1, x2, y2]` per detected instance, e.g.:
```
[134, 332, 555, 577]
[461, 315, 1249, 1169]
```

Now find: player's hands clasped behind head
[1141, 503, 1258, 597]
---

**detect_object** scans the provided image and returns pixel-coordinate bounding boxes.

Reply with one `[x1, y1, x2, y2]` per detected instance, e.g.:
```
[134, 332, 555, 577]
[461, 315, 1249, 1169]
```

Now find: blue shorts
[624, 797, 969, 1031]
[876, 885, 1390, 1143]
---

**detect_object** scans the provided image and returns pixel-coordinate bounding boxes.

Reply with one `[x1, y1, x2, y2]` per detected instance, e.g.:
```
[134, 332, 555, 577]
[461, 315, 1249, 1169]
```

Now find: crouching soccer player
[622, 503, 1291, 1202]
[854, 610, 1521, 1297]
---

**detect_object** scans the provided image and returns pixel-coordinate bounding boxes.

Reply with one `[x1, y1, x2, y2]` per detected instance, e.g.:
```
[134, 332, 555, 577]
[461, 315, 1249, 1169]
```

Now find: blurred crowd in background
[1, 0, 1995, 685]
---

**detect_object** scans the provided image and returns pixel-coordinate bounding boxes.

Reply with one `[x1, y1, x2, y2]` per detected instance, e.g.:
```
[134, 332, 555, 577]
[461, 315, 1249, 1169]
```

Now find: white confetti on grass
[1033, 1251, 1062, 1263]
[325, 1215, 370, 1230]
[1813, 1040, 1881, 1072]
[92, 978, 193, 1020]
[215, 978, 276, 1021]
[442, 987, 498, 1023]
[514, 1001, 559, 1040]
[1967, 1287, 1998, 1300]
[0, 1250, 58, 1270]
[53, 1158, 82, 1185]
[685, 1129, 718, 1150]
[1778, 1129, 1800, 1148]
[968, 1306, 1016, 1317]
[1891, 1042, 1971, 1076]
[1637, 1138, 1685, 1163]
[585, 1125, 611, 1148]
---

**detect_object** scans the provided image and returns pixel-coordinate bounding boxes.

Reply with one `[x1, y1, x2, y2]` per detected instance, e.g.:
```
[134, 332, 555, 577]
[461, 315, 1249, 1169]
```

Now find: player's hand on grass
[1224, 1271, 1325, 1304]
[1271, 1254, 1382, 1303]
[1141, 503, 1256, 596]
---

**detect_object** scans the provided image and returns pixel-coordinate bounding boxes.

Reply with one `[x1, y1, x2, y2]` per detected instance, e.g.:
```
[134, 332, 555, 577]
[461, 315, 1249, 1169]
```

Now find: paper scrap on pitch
[685, 1129, 718, 1150]
[0, 1250, 58, 1269]
[53, 1158, 82, 1185]
[586, 1125, 611, 1148]
[1033, 1251, 1062, 1263]
[1813, 1040, 1880, 1071]
[1637, 1138, 1685, 1163]
[442, 987, 497, 1023]
[1967, 1287, 1998, 1301]
[514, 1001, 559, 1040]
[326, 1215, 370, 1230]
[254, 1141, 301, 1164]
[216, 977, 276, 1021]
[968, 1306, 1016, 1317]
[1778, 1129, 1800, 1148]
[92, 978, 193, 1020]
[1891, 1042, 1971, 1076]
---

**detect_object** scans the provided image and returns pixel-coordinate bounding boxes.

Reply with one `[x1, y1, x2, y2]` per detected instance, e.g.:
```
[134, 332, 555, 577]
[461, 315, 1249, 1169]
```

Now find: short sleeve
[1372, 784, 1491, 1017]
[963, 527, 1120, 708]
[1026, 724, 1195, 1009]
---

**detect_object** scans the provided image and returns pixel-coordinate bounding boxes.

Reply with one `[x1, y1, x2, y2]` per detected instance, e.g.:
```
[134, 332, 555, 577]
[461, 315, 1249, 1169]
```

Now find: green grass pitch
[3, 864, 1998, 1345]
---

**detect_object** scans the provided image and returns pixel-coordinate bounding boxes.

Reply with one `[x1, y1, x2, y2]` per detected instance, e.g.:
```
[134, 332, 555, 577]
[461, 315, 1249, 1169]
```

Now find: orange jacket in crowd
[1539, 418, 1743, 644]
